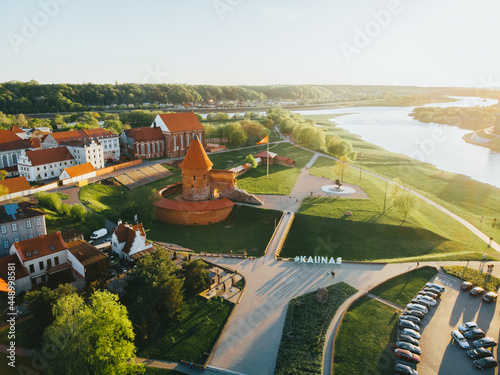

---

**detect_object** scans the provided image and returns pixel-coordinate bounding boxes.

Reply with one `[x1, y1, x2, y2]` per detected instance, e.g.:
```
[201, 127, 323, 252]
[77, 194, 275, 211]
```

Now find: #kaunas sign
[294, 256, 342, 264]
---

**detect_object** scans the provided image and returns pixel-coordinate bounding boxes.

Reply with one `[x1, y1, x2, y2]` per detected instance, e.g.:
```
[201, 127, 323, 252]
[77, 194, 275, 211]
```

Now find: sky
[1, 0, 500, 87]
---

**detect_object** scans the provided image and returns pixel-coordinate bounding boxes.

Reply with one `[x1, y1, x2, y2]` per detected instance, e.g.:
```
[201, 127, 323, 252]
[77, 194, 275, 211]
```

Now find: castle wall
[210, 169, 236, 193]
[182, 167, 211, 201]
[155, 204, 233, 226]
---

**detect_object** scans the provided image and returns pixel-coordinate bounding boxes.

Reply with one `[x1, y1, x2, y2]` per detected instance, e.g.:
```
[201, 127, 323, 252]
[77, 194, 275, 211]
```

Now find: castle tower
[180, 135, 213, 201]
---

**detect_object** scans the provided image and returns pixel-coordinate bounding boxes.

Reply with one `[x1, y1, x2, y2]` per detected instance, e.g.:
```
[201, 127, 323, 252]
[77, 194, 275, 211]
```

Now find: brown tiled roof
[114, 223, 145, 255]
[0, 176, 31, 195]
[67, 240, 108, 266]
[0, 130, 31, 152]
[9, 125, 24, 134]
[0, 254, 29, 282]
[155, 197, 234, 212]
[125, 127, 164, 141]
[255, 151, 277, 159]
[29, 138, 41, 149]
[60, 139, 101, 147]
[14, 231, 67, 263]
[158, 113, 204, 132]
[48, 129, 116, 144]
[0, 202, 45, 224]
[25, 147, 74, 166]
[62, 162, 95, 178]
[180, 138, 213, 170]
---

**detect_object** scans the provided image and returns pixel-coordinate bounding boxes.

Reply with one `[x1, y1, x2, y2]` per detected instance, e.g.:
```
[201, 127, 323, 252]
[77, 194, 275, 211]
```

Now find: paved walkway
[264, 213, 293, 258]
[367, 293, 404, 311]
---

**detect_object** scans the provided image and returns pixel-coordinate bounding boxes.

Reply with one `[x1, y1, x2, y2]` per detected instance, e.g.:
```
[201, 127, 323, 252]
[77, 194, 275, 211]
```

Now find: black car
[463, 329, 486, 340]
[483, 292, 498, 303]
[467, 347, 492, 360]
[470, 287, 484, 296]
[423, 287, 442, 297]
[399, 315, 421, 324]
[473, 338, 498, 349]
[405, 309, 425, 319]
[473, 357, 498, 370]
[461, 281, 473, 291]
[399, 334, 420, 346]
[396, 341, 421, 355]
[394, 363, 418, 375]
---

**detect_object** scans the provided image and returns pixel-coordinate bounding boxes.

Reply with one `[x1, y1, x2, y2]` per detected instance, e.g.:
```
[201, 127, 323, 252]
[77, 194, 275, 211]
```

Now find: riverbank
[463, 128, 500, 151]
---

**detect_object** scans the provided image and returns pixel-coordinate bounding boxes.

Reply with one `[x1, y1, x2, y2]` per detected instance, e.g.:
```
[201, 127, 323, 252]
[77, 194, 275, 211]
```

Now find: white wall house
[17, 147, 75, 182]
[111, 220, 152, 261]
[59, 162, 96, 185]
[0, 129, 32, 169]
[61, 139, 105, 170]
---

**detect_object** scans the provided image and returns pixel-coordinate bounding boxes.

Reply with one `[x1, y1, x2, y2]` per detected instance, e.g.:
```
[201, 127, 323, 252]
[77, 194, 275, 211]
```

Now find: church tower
[179, 135, 213, 201]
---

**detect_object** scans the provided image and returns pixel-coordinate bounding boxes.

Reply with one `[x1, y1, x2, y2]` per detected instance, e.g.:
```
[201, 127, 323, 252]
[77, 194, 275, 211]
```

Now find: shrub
[442, 266, 500, 291]
[70, 204, 86, 221]
[34, 192, 62, 212]
[59, 203, 71, 217]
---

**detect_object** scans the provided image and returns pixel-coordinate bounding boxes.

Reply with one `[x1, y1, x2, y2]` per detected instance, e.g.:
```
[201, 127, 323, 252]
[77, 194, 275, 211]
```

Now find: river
[291, 97, 500, 188]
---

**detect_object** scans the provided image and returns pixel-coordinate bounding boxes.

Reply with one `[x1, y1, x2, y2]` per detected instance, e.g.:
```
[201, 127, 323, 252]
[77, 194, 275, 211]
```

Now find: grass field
[274, 282, 357, 375]
[305, 114, 500, 244]
[148, 205, 281, 255]
[236, 143, 313, 195]
[333, 296, 397, 375]
[138, 296, 233, 364]
[442, 265, 500, 291]
[280, 156, 499, 262]
[370, 266, 438, 307]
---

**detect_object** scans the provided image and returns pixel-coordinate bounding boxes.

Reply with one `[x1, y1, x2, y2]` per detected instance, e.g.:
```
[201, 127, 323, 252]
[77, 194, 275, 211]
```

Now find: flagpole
[267, 142, 269, 178]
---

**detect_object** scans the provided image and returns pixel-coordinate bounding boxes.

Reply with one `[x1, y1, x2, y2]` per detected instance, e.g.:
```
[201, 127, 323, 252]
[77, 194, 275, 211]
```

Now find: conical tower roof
[180, 136, 213, 170]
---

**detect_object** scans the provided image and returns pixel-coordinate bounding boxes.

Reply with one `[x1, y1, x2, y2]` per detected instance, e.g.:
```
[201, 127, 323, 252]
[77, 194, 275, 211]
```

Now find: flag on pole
[256, 135, 269, 145]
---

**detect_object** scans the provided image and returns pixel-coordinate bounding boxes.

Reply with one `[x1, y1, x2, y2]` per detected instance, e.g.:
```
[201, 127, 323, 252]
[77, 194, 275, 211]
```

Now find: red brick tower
[180, 135, 213, 201]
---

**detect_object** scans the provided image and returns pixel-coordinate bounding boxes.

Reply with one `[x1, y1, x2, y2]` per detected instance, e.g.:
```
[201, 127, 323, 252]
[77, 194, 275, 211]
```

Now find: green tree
[182, 259, 210, 295]
[70, 204, 86, 221]
[123, 250, 184, 340]
[43, 291, 143, 375]
[393, 189, 419, 223]
[245, 154, 258, 168]
[334, 155, 350, 182]
[0, 170, 7, 180]
[228, 128, 247, 146]
[327, 137, 356, 159]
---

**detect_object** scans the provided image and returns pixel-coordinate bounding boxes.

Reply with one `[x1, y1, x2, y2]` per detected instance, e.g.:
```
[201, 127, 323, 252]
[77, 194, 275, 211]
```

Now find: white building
[111, 220, 152, 261]
[42, 128, 120, 161]
[61, 139, 105, 170]
[59, 162, 96, 185]
[17, 147, 75, 182]
[0, 129, 32, 170]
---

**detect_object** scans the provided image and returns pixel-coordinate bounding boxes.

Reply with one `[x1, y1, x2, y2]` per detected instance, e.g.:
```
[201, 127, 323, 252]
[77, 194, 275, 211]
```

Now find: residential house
[9, 125, 26, 139]
[120, 126, 165, 159]
[0, 254, 31, 294]
[66, 240, 109, 282]
[0, 129, 32, 170]
[0, 202, 46, 257]
[41, 128, 120, 161]
[0, 176, 31, 201]
[60, 139, 105, 170]
[17, 147, 75, 181]
[150, 113, 205, 157]
[59, 162, 96, 184]
[111, 220, 152, 261]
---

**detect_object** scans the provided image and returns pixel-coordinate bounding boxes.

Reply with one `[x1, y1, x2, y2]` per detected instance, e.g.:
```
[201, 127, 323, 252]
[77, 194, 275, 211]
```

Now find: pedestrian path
[367, 293, 404, 311]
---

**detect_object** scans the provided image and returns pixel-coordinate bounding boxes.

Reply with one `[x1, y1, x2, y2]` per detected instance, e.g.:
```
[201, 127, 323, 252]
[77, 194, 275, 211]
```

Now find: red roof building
[18, 147, 76, 181]
[111, 221, 152, 261]
[0, 130, 32, 170]
[121, 126, 165, 159]
[0, 176, 31, 196]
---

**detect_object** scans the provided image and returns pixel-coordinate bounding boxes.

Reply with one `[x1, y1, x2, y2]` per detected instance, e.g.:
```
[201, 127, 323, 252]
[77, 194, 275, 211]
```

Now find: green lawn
[279, 156, 499, 263]
[236, 143, 313, 195]
[148, 205, 282, 255]
[442, 266, 500, 291]
[274, 282, 357, 375]
[333, 296, 397, 375]
[370, 266, 438, 307]
[138, 296, 233, 364]
[305, 114, 500, 244]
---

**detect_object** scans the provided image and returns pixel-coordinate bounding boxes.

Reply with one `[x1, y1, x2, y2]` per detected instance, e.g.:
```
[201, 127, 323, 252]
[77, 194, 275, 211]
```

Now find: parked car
[425, 283, 445, 292]
[463, 329, 486, 340]
[394, 349, 420, 364]
[411, 299, 432, 309]
[404, 309, 425, 319]
[399, 315, 421, 325]
[423, 287, 442, 297]
[482, 292, 498, 303]
[401, 328, 421, 340]
[398, 334, 420, 346]
[399, 319, 420, 331]
[414, 295, 436, 306]
[406, 304, 428, 314]
[461, 281, 474, 291]
[467, 347, 492, 360]
[473, 357, 498, 370]
[451, 330, 470, 349]
[394, 363, 418, 375]
[458, 322, 478, 333]
[470, 287, 484, 296]
[472, 338, 498, 349]
[396, 341, 421, 355]
[418, 291, 439, 299]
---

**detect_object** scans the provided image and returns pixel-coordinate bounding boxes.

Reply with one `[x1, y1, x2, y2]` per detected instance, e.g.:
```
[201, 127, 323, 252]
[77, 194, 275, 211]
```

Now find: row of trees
[204, 118, 270, 147]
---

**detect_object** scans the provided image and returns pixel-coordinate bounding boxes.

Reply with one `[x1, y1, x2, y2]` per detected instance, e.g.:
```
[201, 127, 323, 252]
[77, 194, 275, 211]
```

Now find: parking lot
[418, 272, 499, 375]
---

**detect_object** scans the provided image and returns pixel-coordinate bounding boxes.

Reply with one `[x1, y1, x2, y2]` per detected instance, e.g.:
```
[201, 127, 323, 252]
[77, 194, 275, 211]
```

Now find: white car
[406, 303, 428, 314]
[451, 330, 470, 349]
[458, 321, 478, 333]
[402, 328, 421, 339]
[426, 283, 445, 292]
[414, 295, 437, 306]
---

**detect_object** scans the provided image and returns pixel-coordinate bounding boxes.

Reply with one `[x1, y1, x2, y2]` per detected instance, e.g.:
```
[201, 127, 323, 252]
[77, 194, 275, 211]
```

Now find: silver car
[451, 330, 470, 349]
[406, 303, 428, 314]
